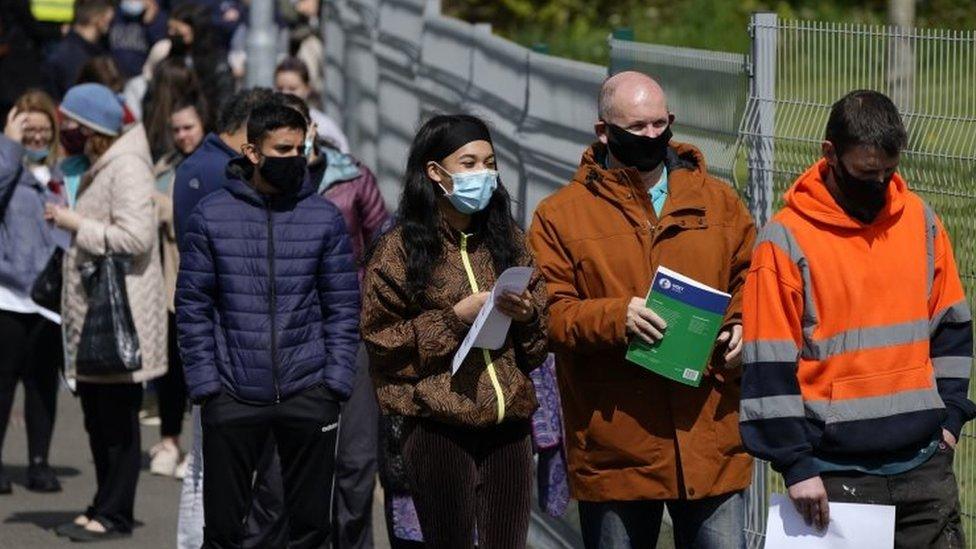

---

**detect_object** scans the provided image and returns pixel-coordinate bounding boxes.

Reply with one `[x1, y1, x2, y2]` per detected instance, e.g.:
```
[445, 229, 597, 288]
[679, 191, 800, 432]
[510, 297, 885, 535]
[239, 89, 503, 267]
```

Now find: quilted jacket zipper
[266, 204, 281, 403]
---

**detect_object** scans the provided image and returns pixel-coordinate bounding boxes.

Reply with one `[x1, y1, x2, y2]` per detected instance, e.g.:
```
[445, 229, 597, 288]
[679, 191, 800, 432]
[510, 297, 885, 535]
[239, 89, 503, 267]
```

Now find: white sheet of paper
[764, 493, 895, 549]
[451, 267, 534, 375]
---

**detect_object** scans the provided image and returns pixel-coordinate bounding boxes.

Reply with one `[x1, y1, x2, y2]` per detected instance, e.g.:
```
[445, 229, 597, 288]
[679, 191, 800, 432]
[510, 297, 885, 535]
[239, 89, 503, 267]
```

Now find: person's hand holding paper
[451, 267, 535, 374]
[453, 292, 490, 324]
[495, 289, 535, 323]
[789, 476, 830, 531]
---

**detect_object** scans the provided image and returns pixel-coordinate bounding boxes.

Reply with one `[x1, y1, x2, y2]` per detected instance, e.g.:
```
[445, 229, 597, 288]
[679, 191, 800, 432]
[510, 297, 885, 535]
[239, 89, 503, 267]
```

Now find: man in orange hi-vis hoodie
[741, 90, 975, 548]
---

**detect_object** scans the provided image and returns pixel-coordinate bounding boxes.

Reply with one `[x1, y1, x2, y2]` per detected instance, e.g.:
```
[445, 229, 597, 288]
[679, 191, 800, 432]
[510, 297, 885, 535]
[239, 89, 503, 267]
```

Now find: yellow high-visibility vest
[30, 0, 74, 23]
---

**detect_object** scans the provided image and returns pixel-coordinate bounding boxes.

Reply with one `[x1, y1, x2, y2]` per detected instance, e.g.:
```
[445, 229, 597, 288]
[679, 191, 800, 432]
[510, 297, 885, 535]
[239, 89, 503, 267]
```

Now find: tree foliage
[443, 0, 976, 63]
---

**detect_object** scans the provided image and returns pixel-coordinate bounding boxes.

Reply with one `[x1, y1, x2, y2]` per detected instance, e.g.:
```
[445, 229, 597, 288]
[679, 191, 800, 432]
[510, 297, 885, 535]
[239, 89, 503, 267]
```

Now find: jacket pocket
[579, 384, 660, 471]
[822, 363, 944, 452]
[827, 363, 938, 421]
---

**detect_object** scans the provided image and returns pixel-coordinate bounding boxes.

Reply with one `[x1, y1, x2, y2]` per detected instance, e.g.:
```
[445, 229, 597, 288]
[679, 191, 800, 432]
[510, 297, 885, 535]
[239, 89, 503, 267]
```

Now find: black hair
[825, 90, 908, 157]
[246, 101, 308, 145]
[396, 114, 523, 296]
[216, 87, 275, 135]
[74, 0, 114, 26]
[275, 57, 311, 85]
[169, 3, 214, 54]
[172, 98, 211, 132]
[275, 92, 310, 122]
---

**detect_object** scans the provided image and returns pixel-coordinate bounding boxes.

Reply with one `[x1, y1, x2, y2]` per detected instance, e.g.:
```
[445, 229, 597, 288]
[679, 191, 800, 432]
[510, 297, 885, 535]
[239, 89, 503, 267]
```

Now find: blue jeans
[579, 491, 745, 549]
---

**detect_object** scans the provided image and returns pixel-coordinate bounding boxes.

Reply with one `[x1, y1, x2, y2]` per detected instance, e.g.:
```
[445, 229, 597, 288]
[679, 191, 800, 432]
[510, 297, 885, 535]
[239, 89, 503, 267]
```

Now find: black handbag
[30, 248, 64, 314]
[75, 242, 142, 376]
[378, 414, 413, 493]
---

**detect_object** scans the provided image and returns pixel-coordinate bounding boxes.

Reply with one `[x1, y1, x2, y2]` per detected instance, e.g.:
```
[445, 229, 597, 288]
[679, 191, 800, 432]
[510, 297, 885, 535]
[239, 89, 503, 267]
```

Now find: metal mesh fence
[738, 14, 976, 547]
[609, 38, 748, 183]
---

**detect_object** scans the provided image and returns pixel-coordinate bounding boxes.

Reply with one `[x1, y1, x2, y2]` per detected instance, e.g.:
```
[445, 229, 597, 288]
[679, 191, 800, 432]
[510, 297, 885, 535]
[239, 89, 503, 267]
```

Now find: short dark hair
[275, 92, 310, 123]
[274, 57, 311, 85]
[246, 101, 308, 145]
[825, 90, 908, 157]
[216, 87, 275, 134]
[74, 0, 114, 25]
[172, 98, 211, 132]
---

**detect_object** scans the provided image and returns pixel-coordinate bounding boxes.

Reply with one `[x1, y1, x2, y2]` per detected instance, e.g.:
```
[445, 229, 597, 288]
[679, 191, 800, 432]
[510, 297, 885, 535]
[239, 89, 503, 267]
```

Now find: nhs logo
[659, 277, 685, 294]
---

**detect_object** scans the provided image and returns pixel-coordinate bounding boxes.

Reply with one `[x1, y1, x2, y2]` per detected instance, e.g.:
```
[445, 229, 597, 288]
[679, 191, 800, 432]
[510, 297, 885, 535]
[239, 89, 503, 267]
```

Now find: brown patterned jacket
[362, 222, 549, 427]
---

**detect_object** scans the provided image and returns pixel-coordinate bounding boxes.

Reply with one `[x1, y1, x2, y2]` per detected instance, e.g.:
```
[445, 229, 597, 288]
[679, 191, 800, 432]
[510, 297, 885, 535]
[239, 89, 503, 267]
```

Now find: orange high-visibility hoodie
[740, 159, 975, 487]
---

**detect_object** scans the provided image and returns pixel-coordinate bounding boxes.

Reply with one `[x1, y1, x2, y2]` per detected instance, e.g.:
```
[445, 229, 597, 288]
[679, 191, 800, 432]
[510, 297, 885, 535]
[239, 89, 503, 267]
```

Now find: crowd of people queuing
[1, 1, 975, 549]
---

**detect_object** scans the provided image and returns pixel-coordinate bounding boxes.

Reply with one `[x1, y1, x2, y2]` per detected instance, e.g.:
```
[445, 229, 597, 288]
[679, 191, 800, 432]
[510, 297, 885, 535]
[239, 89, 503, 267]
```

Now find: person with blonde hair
[0, 88, 67, 495]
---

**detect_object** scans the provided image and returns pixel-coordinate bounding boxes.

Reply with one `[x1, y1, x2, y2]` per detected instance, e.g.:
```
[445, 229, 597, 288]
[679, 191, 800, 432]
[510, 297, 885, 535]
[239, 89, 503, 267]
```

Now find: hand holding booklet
[451, 267, 534, 375]
[625, 266, 731, 386]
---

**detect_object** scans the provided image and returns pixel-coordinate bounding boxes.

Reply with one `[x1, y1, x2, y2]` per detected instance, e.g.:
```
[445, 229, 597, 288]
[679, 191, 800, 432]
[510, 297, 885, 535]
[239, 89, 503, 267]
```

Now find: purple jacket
[309, 146, 389, 273]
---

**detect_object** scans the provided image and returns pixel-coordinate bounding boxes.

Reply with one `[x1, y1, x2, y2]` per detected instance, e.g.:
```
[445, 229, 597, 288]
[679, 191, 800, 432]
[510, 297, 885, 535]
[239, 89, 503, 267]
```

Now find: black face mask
[169, 33, 189, 57]
[258, 155, 307, 195]
[605, 122, 673, 172]
[831, 160, 891, 224]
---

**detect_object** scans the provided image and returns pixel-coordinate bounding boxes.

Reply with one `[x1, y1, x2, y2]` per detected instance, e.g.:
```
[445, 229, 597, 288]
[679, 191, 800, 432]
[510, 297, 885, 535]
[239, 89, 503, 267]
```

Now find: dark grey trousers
[822, 441, 965, 549]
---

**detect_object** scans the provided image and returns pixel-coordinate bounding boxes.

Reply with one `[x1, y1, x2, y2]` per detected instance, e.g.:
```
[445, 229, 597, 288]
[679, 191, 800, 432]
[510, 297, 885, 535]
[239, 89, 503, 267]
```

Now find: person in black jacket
[41, 0, 116, 100]
[177, 99, 360, 548]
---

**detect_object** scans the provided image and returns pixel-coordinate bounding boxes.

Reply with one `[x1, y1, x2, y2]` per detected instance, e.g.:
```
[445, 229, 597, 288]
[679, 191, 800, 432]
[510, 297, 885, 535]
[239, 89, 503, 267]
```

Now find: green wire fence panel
[738, 13, 976, 549]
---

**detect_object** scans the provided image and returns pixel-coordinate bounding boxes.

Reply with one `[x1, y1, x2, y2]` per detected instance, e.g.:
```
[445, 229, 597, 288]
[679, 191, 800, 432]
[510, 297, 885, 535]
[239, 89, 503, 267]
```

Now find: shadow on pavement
[5, 511, 146, 531]
[4, 465, 81, 481]
[4, 510, 80, 530]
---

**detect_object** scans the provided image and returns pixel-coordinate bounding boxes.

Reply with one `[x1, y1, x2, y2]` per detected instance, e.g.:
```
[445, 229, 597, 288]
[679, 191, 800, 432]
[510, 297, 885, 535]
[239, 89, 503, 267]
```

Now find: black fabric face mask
[605, 122, 673, 172]
[831, 160, 891, 224]
[259, 155, 307, 195]
[169, 34, 189, 57]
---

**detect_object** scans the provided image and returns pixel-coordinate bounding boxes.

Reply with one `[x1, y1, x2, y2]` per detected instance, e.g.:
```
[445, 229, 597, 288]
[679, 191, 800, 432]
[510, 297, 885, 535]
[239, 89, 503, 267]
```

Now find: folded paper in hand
[452, 267, 533, 375]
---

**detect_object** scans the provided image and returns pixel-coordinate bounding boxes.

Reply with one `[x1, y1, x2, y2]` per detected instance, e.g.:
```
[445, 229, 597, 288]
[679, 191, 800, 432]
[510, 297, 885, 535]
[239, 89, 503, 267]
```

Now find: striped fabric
[740, 160, 976, 486]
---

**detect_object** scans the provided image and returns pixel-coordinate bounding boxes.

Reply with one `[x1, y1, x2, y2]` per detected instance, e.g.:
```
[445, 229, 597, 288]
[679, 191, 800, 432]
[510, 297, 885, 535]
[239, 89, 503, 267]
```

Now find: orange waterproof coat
[528, 142, 756, 501]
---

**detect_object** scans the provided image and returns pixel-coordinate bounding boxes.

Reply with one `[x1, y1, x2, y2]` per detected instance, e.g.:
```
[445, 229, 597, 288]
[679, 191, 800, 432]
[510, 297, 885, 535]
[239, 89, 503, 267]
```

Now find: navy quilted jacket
[176, 158, 360, 403]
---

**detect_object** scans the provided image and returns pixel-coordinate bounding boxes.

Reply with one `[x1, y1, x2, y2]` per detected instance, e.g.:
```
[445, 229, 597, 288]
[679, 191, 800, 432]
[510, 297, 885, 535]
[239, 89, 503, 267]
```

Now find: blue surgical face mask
[120, 0, 145, 17]
[436, 164, 499, 214]
[24, 147, 49, 163]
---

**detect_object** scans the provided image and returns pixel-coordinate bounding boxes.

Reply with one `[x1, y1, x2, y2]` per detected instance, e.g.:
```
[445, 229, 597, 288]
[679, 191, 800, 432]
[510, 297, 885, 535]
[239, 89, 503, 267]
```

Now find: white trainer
[149, 441, 180, 477]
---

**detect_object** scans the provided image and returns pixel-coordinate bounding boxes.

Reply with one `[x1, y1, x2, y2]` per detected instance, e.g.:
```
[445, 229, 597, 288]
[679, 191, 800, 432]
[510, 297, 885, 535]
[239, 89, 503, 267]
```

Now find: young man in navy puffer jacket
[176, 100, 359, 548]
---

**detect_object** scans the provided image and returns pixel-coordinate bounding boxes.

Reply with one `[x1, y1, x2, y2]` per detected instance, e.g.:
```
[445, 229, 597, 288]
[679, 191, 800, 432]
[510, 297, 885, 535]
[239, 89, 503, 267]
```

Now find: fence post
[887, 0, 916, 112]
[245, 0, 277, 87]
[748, 12, 777, 226]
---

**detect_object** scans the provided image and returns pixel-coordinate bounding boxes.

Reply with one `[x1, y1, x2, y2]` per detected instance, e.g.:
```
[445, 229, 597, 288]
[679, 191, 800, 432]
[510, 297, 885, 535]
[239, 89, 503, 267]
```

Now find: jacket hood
[224, 156, 317, 206]
[317, 146, 362, 192]
[90, 123, 152, 175]
[784, 158, 908, 230]
[202, 132, 239, 158]
[575, 140, 708, 209]
[586, 140, 704, 175]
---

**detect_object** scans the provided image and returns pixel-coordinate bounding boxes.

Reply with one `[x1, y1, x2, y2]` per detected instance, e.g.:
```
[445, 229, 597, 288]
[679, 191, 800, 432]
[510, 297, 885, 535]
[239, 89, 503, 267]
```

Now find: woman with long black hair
[362, 114, 549, 548]
[165, 3, 235, 114]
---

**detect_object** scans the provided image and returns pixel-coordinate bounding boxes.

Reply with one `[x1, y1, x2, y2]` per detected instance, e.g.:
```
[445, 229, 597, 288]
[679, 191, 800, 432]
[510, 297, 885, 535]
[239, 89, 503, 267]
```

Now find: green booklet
[625, 266, 731, 387]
